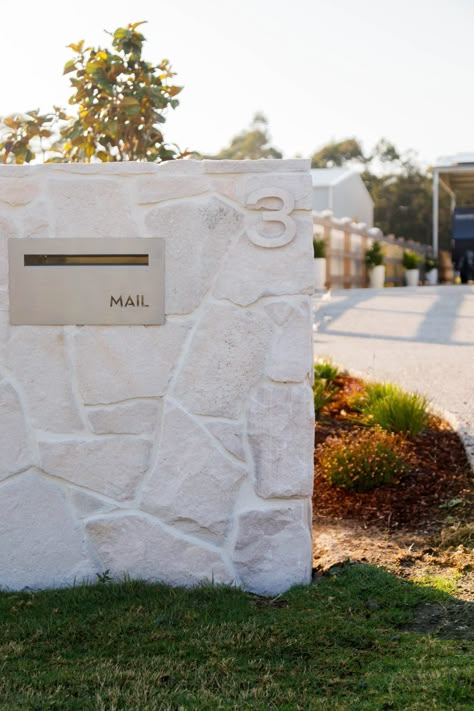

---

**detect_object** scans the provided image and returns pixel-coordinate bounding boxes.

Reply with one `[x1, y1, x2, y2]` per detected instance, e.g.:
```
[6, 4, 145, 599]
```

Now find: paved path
[313, 285, 474, 464]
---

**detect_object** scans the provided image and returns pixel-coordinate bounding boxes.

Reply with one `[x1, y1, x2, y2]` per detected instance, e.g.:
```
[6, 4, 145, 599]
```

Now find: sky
[2, 0, 473, 166]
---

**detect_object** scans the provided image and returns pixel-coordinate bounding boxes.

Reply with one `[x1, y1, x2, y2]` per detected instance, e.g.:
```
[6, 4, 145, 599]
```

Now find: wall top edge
[0, 158, 311, 177]
[200, 159, 311, 173]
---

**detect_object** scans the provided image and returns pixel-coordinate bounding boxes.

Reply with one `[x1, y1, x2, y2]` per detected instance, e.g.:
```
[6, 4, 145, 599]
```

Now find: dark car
[452, 208, 474, 283]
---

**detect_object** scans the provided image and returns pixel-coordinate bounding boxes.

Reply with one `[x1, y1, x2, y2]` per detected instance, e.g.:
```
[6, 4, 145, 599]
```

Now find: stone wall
[0, 159, 314, 595]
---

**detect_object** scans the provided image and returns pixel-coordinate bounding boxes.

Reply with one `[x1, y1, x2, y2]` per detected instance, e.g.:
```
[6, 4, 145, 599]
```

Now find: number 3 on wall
[245, 188, 297, 248]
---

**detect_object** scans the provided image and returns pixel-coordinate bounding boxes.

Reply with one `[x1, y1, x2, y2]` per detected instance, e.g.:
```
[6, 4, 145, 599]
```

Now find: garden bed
[312, 372, 474, 605]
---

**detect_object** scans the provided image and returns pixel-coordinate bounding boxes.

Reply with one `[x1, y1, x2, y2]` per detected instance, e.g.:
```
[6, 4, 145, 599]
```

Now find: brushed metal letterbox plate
[8, 238, 165, 325]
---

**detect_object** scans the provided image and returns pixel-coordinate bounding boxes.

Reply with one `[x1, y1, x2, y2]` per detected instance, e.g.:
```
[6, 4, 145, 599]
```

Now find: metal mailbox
[8, 238, 165, 325]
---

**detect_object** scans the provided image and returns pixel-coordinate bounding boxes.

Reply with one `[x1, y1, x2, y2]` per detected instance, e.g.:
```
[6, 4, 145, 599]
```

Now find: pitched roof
[310, 167, 356, 187]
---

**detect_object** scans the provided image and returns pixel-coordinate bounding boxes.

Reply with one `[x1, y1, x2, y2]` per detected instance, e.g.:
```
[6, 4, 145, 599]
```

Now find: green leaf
[92, 74, 114, 94]
[105, 119, 119, 138]
[439, 498, 464, 509]
[64, 122, 84, 141]
[63, 60, 77, 75]
[120, 97, 140, 107]
[113, 28, 128, 42]
[122, 104, 140, 117]
[85, 61, 104, 76]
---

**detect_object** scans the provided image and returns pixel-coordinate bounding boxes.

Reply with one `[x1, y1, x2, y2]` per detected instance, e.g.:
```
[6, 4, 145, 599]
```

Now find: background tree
[0, 22, 182, 164]
[210, 113, 282, 160]
[311, 138, 365, 168]
[368, 169, 440, 246]
[364, 151, 452, 249]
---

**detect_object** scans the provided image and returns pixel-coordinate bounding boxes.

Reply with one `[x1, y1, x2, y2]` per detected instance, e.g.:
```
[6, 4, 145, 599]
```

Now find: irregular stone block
[213, 218, 314, 307]
[145, 196, 244, 314]
[208, 176, 241, 202]
[266, 299, 313, 382]
[141, 405, 244, 541]
[237, 173, 313, 210]
[0, 290, 8, 361]
[174, 303, 272, 417]
[87, 514, 232, 586]
[87, 399, 162, 435]
[233, 505, 312, 595]
[206, 420, 246, 461]
[75, 322, 191, 404]
[137, 175, 212, 203]
[42, 162, 159, 176]
[39, 437, 152, 501]
[48, 178, 137, 237]
[247, 383, 314, 498]
[152, 160, 203, 175]
[212, 173, 313, 210]
[7, 328, 83, 432]
[0, 216, 17, 288]
[264, 301, 295, 326]
[0, 382, 32, 481]
[70, 491, 118, 518]
[0, 177, 39, 206]
[21, 201, 50, 238]
[0, 472, 94, 590]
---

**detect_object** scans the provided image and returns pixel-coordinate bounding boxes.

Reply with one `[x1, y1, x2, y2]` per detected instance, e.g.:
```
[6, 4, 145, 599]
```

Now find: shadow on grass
[315, 561, 474, 641]
[0, 563, 472, 709]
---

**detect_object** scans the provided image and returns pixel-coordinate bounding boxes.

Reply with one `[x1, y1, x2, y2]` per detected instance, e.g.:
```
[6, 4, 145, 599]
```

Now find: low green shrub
[314, 359, 339, 382]
[368, 393, 429, 436]
[425, 254, 438, 271]
[313, 359, 340, 418]
[316, 428, 409, 492]
[351, 382, 429, 436]
[313, 380, 337, 419]
[365, 240, 384, 267]
[402, 250, 422, 270]
[313, 238, 326, 258]
[349, 381, 401, 414]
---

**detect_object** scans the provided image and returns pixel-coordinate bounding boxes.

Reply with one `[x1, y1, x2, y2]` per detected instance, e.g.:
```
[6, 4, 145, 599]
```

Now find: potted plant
[402, 250, 422, 286]
[424, 254, 438, 286]
[364, 240, 385, 288]
[313, 237, 327, 290]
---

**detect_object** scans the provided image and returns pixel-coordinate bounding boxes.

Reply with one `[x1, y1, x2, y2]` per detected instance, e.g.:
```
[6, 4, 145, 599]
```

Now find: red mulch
[313, 375, 474, 533]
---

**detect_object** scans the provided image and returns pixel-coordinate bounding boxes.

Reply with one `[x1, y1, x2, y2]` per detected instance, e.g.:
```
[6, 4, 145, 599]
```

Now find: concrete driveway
[313, 285, 474, 464]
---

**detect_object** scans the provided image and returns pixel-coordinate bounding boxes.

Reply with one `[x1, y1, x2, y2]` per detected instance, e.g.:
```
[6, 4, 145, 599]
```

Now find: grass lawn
[1, 564, 472, 709]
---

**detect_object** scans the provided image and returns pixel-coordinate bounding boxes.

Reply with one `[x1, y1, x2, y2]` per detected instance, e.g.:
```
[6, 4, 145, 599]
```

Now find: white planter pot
[405, 268, 420, 287]
[425, 268, 438, 285]
[314, 258, 326, 290]
[368, 264, 385, 289]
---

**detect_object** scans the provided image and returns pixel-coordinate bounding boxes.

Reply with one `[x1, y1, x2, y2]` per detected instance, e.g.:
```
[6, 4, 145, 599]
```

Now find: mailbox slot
[24, 254, 149, 267]
[9, 238, 165, 326]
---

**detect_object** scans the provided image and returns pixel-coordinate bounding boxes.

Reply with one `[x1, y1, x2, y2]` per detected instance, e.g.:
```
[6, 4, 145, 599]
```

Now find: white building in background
[311, 168, 374, 227]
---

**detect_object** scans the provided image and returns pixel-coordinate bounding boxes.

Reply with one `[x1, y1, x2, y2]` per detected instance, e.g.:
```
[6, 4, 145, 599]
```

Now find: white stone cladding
[0, 159, 314, 595]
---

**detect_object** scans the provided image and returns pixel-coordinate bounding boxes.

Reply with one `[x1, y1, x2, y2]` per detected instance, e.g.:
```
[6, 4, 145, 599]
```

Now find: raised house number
[245, 187, 296, 248]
